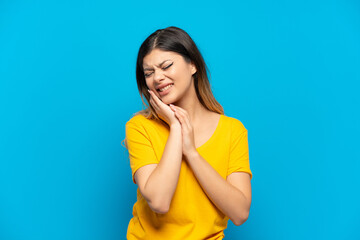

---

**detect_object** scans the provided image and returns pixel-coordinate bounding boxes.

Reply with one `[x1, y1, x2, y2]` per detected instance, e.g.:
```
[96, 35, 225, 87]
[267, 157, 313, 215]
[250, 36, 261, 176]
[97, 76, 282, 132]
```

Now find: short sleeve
[227, 120, 253, 179]
[125, 121, 159, 184]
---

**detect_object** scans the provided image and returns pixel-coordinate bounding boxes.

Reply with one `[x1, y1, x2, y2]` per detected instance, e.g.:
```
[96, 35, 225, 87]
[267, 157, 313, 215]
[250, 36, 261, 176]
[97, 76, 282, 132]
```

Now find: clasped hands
[148, 89, 197, 158]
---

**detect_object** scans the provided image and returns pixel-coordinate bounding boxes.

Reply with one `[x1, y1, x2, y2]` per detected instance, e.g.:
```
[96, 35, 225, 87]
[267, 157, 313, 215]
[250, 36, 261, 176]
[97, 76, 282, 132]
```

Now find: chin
[160, 95, 175, 105]
[161, 98, 172, 105]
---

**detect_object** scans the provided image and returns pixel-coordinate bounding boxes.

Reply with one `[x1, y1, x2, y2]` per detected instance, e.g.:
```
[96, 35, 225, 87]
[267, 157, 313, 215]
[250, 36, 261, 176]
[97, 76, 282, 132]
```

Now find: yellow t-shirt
[125, 113, 252, 240]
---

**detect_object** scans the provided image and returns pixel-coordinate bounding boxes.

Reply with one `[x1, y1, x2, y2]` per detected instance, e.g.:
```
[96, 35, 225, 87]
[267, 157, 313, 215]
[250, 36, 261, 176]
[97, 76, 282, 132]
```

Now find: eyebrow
[143, 59, 172, 71]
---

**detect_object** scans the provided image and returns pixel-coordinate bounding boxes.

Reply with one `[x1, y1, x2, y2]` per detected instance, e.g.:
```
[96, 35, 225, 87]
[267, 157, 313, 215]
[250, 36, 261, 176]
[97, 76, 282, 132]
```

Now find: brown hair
[135, 26, 224, 122]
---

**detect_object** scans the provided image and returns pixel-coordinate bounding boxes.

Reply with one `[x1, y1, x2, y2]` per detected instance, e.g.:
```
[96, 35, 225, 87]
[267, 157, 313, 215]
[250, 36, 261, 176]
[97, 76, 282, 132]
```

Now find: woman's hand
[148, 89, 179, 126]
[169, 105, 197, 158]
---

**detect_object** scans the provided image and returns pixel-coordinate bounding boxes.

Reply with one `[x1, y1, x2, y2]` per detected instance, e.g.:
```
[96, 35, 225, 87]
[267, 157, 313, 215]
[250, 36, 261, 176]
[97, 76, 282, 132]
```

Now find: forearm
[186, 151, 250, 225]
[143, 123, 183, 212]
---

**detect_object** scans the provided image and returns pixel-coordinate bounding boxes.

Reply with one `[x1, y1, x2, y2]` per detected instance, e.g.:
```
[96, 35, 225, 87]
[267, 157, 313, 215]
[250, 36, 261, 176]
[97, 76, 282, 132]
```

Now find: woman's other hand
[169, 105, 197, 158]
[148, 89, 179, 126]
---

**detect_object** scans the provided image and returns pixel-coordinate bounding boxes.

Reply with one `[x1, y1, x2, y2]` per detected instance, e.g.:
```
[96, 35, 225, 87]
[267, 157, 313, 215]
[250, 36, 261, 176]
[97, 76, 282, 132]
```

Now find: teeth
[159, 84, 173, 92]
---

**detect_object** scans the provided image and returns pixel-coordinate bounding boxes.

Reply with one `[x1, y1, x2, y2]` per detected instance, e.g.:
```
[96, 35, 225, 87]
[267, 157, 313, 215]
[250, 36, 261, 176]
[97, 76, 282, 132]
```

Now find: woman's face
[143, 49, 197, 105]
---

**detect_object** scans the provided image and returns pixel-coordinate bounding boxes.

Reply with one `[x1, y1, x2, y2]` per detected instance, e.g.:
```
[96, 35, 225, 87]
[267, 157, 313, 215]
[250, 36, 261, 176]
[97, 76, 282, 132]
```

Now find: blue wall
[1, 0, 359, 239]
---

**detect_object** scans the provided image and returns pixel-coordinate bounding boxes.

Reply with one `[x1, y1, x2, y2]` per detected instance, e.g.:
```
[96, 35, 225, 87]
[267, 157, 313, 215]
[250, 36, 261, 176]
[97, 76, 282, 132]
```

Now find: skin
[134, 49, 252, 225]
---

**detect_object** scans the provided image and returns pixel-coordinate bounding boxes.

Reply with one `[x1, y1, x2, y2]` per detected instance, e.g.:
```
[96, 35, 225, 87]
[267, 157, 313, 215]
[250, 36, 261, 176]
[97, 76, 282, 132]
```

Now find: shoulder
[126, 113, 167, 135]
[126, 113, 155, 128]
[222, 115, 247, 133]
[126, 113, 147, 125]
[125, 114, 155, 145]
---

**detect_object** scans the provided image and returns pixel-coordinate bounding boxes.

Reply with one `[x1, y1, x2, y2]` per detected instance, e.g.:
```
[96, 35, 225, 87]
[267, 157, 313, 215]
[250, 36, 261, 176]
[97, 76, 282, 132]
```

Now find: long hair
[135, 26, 224, 122]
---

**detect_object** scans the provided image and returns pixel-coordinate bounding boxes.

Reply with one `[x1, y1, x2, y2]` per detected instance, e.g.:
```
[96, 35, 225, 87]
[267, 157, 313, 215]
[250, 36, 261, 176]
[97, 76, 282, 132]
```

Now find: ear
[190, 62, 197, 75]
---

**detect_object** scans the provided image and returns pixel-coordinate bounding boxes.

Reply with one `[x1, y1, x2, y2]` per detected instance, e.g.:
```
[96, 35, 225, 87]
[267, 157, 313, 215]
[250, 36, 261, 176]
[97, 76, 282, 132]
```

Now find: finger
[169, 104, 177, 112]
[183, 114, 192, 130]
[148, 92, 160, 107]
[172, 106, 192, 129]
[174, 110, 189, 128]
[148, 89, 158, 103]
[148, 89, 156, 100]
[148, 90, 164, 106]
[174, 111, 185, 125]
[149, 96, 159, 110]
[172, 105, 187, 115]
[172, 106, 186, 121]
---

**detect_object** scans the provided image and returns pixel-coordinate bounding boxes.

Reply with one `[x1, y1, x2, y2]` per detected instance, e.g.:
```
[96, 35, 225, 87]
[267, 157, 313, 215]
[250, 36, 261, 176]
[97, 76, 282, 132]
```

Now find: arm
[134, 123, 182, 214]
[170, 105, 252, 225]
[133, 89, 182, 214]
[185, 151, 252, 225]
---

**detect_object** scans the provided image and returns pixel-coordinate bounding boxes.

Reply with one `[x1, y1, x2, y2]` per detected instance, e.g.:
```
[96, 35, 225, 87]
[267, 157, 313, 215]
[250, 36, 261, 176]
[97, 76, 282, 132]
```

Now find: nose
[153, 69, 165, 82]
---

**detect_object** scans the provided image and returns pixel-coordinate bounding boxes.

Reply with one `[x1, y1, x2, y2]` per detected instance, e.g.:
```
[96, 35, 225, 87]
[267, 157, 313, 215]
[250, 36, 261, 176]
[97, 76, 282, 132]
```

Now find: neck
[173, 84, 209, 124]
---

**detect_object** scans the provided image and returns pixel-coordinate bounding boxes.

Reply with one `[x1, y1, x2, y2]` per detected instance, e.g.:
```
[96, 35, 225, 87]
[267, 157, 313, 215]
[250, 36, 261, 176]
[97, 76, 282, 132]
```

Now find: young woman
[124, 26, 252, 239]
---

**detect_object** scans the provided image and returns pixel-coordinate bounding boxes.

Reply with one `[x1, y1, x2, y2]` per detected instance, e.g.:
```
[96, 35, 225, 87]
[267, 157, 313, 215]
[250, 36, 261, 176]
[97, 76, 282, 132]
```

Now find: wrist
[170, 122, 181, 129]
[184, 149, 199, 160]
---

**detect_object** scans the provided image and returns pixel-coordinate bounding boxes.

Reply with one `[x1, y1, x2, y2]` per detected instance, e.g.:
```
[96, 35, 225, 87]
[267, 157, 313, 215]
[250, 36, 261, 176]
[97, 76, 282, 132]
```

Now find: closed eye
[144, 62, 173, 78]
[162, 62, 173, 70]
[144, 72, 153, 77]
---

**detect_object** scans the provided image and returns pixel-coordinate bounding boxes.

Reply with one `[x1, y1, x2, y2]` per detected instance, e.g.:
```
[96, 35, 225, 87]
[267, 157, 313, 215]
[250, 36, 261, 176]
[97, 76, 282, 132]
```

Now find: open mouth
[157, 83, 174, 92]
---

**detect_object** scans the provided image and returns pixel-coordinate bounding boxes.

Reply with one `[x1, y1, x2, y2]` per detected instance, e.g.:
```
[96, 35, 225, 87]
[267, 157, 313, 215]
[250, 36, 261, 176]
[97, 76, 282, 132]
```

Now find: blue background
[1, 0, 359, 239]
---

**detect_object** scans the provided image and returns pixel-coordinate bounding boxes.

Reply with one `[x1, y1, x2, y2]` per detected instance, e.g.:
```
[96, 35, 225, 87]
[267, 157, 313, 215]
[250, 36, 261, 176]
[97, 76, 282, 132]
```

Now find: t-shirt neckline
[196, 114, 223, 150]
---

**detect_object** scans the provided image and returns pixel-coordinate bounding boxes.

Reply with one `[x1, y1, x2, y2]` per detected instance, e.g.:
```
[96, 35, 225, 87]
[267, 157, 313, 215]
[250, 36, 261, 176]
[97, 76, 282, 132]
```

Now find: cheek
[145, 79, 152, 89]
